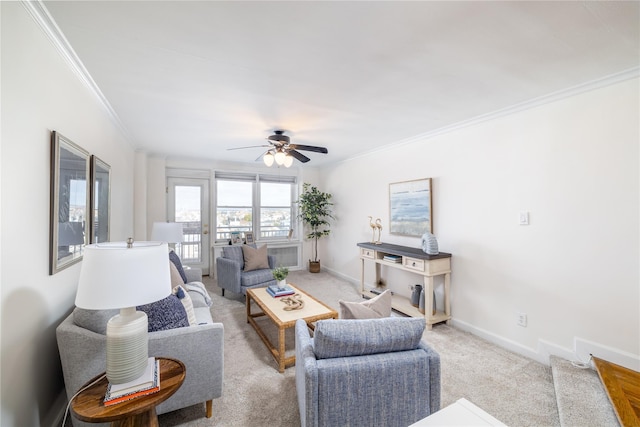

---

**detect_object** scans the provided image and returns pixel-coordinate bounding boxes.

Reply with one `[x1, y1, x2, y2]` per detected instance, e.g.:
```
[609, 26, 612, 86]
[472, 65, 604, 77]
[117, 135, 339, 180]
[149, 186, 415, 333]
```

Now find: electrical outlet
[517, 312, 527, 327]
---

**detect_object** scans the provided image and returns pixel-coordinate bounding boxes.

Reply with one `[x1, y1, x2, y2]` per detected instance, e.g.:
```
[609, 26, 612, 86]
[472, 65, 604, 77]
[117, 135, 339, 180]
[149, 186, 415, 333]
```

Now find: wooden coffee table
[246, 284, 338, 372]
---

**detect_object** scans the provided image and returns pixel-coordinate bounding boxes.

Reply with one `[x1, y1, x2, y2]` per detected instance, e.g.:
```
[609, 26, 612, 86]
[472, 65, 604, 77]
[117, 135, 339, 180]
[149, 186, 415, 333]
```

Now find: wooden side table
[71, 357, 185, 427]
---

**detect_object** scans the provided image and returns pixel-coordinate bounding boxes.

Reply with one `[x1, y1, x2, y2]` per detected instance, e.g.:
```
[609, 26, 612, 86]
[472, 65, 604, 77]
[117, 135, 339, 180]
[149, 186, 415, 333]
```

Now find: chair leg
[206, 399, 213, 418]
[221, 289, 225, 296]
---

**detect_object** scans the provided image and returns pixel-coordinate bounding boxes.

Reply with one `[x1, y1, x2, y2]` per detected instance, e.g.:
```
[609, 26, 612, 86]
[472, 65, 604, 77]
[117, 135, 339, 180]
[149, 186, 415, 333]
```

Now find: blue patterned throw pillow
[169, 250, 188, 284]
[137, 294, 189, 332]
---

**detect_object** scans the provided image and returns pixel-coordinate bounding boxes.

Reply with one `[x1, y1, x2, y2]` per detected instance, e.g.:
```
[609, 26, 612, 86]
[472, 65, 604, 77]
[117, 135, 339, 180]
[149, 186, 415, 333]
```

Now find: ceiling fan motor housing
[268, 130, 290, 144]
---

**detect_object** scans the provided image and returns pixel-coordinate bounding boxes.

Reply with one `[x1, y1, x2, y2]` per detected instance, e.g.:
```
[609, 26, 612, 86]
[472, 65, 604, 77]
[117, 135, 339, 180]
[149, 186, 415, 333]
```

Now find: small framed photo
[230, 231, 243, 245]
[245, 232, 254, 244]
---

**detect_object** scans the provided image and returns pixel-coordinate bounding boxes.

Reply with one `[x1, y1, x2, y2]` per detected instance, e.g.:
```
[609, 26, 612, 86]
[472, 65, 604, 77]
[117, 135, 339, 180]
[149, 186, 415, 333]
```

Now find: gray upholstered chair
[295, 317, 441, 427]
[216, 245, 276, 296]
[57, 268, 223, 427]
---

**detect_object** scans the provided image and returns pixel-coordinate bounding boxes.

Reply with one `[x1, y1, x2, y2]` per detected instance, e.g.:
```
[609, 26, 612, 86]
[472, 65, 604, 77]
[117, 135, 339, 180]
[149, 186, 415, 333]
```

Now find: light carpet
[158, 270, 560, 427]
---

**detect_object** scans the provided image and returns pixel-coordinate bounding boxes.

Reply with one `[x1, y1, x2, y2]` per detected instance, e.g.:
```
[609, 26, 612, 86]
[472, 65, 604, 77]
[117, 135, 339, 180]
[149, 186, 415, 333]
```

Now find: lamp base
[106, 307, 149, 384]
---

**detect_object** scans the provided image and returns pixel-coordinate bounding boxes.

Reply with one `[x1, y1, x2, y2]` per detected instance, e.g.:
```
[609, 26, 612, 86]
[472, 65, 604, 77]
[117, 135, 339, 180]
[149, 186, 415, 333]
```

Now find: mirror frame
[90, 155, 111, 243]
[50, 131, 90, 275]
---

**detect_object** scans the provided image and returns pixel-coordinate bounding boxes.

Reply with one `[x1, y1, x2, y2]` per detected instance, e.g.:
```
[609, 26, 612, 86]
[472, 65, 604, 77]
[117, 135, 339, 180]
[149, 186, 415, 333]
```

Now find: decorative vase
[418, 287, 425, 314]
[278, 279, 287, 288]
[421, 231, 439, 255]
[411, 284, 422, 307]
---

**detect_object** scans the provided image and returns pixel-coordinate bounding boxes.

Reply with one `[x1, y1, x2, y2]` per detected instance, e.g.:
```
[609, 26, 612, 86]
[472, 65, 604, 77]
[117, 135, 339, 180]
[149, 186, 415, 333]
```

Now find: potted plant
[296, 183, 334, 273]
[272, 266, 289, 287]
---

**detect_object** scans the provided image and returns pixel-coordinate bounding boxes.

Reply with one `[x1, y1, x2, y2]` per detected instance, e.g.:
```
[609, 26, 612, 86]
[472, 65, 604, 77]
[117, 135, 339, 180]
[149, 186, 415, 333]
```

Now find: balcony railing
[178, 221, 201, 262]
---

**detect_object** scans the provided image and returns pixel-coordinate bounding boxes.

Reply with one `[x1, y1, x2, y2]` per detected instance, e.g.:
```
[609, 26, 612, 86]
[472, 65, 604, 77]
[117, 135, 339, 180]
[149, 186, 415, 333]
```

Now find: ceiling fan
[228, 130, 328, 167]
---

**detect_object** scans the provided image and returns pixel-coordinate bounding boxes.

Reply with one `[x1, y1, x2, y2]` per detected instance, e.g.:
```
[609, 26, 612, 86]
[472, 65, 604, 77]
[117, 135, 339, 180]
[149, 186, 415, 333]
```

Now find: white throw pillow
[339, 289, 392, 319]
[172, 285, 197, 326]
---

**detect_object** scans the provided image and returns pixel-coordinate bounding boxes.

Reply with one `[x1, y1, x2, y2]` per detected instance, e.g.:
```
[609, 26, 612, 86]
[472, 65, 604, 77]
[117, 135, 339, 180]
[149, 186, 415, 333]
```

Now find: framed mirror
[90, 156, 110, 243]
[50, 131, 90, 275]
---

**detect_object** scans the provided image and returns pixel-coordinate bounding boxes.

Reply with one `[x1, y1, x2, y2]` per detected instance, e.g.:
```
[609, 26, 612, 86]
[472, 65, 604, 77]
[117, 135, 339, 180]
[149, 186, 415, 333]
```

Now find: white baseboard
[450, 319, 545, 364]
[575, 337, 640, 371]
[325, 270, 640, 371]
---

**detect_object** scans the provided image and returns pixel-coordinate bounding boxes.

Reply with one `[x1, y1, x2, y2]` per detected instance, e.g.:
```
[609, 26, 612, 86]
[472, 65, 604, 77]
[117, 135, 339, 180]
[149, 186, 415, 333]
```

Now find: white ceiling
[44, 1, 639, 167]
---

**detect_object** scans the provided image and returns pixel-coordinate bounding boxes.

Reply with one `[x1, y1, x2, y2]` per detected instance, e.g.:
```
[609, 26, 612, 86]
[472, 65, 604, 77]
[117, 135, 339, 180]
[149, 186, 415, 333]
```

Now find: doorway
[167, 177, 210, 275]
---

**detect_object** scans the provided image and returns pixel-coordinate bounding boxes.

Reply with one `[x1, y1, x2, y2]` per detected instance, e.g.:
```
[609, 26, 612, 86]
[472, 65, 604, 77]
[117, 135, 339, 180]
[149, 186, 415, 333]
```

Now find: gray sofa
[295, 317, 441, 427]
[216, 245, 276, 296]
[56, 268, 223, 427]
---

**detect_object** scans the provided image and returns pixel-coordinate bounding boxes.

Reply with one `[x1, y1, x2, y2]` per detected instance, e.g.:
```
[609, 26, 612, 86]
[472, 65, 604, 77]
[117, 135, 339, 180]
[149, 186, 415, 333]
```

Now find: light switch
[519, 211, 530, 225]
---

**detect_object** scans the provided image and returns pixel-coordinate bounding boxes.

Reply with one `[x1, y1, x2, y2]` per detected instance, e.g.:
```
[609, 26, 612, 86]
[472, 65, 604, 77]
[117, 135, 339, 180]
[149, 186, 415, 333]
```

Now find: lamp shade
[151, 222, 184, 244]
[75, 241, 171, 310]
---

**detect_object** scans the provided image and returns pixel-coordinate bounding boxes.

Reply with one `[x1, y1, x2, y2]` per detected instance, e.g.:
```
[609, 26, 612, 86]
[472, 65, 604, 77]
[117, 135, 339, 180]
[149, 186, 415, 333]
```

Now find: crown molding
[21, 1, 133, 145]
[342, 66, 640, 165]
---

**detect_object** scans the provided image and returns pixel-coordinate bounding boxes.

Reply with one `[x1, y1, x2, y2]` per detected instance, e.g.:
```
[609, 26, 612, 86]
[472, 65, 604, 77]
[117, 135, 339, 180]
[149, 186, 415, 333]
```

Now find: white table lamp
[75, 239, 171, 384]
[151, 222, 184, 250]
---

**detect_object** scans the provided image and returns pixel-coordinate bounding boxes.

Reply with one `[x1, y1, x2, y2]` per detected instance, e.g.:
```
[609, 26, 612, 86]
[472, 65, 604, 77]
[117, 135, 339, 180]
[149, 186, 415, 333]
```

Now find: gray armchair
[216, 245, 276, 296]
[295, 317, 441, 427]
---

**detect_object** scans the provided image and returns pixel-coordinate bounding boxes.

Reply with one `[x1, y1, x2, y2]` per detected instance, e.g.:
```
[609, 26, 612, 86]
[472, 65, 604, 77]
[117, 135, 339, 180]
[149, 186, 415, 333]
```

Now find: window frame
[214, 172, 297, 244]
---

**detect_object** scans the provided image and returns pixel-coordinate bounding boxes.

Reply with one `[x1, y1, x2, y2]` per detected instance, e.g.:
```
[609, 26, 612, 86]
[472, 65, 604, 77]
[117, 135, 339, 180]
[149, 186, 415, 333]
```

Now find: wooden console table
[357, 242, 452, 330]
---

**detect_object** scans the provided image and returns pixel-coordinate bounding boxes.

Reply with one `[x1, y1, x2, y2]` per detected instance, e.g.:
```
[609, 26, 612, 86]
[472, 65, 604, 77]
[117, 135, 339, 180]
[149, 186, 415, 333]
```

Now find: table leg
[246, 292, 251, 323]
[278, 326, 286, 373]
[111, 407, 157, 427]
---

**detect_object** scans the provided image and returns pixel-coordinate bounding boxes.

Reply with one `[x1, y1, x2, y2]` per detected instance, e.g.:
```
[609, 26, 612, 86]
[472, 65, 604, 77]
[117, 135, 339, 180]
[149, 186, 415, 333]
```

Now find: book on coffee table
[267, 284, 295, 298]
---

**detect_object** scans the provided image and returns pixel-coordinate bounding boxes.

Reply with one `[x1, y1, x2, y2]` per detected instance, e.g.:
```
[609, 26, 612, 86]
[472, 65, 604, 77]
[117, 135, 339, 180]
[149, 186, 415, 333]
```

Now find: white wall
[319, 77, 639, 368]
[0, 3, 135, 425]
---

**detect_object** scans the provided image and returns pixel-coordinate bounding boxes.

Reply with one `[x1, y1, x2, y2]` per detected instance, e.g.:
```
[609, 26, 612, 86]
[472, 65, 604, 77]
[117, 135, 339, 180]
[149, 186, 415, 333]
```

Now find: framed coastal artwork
[389, 178, 432, 236]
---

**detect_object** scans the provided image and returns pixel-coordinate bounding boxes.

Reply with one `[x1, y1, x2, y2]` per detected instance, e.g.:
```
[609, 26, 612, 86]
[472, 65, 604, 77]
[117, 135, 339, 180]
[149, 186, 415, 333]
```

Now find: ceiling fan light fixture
[283, 154, 293, 168]
[263, 152, 274, 166]
[274, 150, 286, 166]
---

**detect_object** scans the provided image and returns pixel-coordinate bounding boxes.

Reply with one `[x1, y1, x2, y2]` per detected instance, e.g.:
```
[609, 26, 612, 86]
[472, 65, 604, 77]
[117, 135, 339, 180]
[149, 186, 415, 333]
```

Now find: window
[215, 173, 296, 242]
[260, 181, 292, 239]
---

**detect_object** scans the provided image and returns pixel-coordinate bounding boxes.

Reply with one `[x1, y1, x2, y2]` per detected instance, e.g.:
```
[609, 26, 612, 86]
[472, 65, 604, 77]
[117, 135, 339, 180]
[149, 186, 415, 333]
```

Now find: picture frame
[230, 231, 243, 245]
[50, 131, 90, 275]
[245, 231, 254, 244]
[389, 178, 432, 236]
[90, 155, 110, 243]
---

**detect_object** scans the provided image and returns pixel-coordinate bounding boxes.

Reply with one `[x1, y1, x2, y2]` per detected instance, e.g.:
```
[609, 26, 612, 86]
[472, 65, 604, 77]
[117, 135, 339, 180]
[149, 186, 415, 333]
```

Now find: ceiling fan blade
[227, 145, 270, 151]
[288, 149, 311, 163]
[289, 144, 328, 154]
[255, 151, 270, 162]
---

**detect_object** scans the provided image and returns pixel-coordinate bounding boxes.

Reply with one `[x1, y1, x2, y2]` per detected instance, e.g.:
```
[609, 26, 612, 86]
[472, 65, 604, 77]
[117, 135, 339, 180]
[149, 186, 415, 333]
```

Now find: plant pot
[308, 260, 321, 273]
